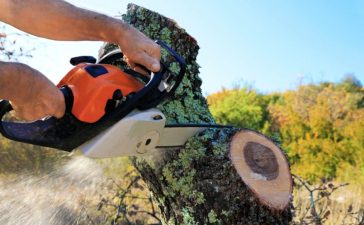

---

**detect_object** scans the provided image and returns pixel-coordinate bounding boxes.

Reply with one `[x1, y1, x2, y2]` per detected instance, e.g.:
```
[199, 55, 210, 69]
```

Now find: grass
[293, 180, 364, 225]
[1, 139, 363, 225]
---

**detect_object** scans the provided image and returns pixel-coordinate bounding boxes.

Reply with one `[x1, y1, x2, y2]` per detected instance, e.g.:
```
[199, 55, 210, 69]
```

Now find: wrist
[107, 20, 132, 46]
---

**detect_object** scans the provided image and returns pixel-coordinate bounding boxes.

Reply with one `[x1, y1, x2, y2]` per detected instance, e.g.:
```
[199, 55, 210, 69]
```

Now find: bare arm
[0, 0, 160, 121]
[0, 61, 65, 121]
[0, 0, 160, 72]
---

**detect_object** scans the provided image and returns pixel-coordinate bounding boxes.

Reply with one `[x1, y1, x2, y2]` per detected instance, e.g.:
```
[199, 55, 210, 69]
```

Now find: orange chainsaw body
[57, 63, 144, 123]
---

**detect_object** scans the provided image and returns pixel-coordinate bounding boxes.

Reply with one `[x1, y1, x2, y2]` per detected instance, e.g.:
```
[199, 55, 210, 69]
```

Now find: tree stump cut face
[230, 130, 292, 211]
[244, 142, 279, 181]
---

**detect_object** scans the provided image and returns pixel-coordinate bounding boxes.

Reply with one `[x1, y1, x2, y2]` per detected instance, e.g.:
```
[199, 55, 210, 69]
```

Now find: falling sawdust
[0, 156, 107, 225]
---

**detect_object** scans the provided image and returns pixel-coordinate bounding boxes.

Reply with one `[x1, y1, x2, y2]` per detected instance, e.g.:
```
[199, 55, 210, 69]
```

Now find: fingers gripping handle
[0, 88, 74, 147]
[137, 40, 186, 109]
[0, 100, 12, 139]
[0, 86, 73, 123]
[0, 100, 13, 121]
[0, 101, 14, 124]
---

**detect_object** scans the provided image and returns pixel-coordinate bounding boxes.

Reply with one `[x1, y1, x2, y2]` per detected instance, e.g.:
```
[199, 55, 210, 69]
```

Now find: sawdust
[0, 156, 107, 225]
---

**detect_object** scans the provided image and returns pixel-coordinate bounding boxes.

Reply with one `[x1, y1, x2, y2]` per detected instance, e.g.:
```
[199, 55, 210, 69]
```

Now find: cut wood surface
[100, 4, 293, 225]
[230, 130, 292, 211]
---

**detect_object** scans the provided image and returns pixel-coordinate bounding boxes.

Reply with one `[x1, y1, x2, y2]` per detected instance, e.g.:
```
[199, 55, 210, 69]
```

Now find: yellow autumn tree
[208, 76, 364, 183]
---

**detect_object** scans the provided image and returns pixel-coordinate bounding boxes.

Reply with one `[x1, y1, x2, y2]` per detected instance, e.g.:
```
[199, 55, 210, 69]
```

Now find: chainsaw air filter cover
[57, 63, 144, 123]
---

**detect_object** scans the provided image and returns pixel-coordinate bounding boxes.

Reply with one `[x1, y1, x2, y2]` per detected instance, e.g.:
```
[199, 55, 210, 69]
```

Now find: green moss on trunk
[99, 4, 292, 225]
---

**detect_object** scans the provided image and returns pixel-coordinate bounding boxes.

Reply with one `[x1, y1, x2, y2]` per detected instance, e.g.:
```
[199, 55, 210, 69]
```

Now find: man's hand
[117, 24, 161, 75]
[0, 0, 161, 74]
[0, 62, 65, 121]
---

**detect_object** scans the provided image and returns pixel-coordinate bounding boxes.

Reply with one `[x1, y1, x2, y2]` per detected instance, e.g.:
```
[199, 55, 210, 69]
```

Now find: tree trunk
[100, 4, 293, 225]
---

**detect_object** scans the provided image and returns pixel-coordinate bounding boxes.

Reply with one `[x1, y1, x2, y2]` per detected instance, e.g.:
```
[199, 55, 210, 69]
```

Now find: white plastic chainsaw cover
[79, 109, 166, 158]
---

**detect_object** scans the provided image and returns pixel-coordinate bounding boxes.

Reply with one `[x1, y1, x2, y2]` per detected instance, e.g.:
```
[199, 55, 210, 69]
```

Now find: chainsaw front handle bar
[0, 40, 186, 151]
[97, 40, 186, 108]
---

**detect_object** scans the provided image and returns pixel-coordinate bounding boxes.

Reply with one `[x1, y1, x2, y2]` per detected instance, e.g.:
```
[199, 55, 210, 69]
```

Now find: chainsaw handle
[98, 40, 186, 106]
[0, 99, 57, 146]
[0, 86, 73, 124]
[0, 86, 75, 149]
[137, 40, 186, 109]
[0, 94, 83, 151]
[0, 100, 13, 138]
[0, 100, 12, 121]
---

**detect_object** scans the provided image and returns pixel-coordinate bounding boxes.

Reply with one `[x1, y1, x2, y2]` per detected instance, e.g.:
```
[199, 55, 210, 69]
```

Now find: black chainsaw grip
[0, 89, 79, 151]
[0, 100, 12, 139]
[0, 86, 73, 123]
[137, 40, 186, 110]
[0, 100, 12, 120]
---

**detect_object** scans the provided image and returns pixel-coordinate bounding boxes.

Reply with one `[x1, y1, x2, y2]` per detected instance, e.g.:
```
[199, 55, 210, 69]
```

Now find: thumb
[53, 91, 66, 118]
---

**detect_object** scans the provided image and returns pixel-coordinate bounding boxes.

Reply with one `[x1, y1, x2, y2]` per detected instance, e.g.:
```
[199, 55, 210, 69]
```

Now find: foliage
[0, 24, 34, 61]
[208, 76, 364, 183]
[292, 176, 364, 225]
[0, 138, 66, 175]
[93, 158, 162, 225]
[207, 87, 270, 132]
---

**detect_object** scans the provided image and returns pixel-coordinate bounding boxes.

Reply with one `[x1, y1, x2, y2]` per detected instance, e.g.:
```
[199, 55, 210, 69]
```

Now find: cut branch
[230, 129, 292, 211]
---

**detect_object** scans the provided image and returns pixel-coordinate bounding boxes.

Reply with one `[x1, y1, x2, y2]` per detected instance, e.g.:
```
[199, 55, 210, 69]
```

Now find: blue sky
[3, 0, 364, 95]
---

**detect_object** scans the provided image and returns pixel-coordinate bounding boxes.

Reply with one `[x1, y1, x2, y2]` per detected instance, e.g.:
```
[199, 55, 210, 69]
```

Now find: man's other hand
[117, 23, 161, 75]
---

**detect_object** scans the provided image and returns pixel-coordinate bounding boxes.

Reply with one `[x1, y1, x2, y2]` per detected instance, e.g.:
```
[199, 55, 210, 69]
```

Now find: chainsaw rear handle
[0, 40, 186, 151]
[0, 100, 12, 120]
[0, 85, 74, 122]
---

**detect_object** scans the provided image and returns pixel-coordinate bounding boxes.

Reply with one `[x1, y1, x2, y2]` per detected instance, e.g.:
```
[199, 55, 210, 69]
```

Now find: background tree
[209, 76, 364, 183]
[269, 78, 364, 182]
[0, 24, 34, 61]
[207, 87, 269, 131]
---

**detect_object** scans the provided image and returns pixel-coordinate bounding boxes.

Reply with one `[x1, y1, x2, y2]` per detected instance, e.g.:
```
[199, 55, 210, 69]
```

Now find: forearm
[0, 0, 126, 43]
[0, 61, 29, 101]
[0, 61, 65, 120]
[1, 0, 161, 74]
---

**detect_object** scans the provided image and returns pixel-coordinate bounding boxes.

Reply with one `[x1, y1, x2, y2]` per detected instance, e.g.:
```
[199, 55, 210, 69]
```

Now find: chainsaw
[0, 40, 229, 158]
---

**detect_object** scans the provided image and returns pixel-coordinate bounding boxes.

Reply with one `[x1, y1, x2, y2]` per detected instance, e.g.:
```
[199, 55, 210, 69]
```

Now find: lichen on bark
[99, 4, 292, 225]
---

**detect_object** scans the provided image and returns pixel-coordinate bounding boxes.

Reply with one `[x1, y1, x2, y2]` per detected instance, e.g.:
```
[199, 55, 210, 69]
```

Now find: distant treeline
[207, 75, 364, 183]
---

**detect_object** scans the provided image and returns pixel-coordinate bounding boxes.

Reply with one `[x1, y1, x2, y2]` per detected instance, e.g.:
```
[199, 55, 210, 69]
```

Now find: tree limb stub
[100, 4, 293, 224]
[230, 129, 293, 211]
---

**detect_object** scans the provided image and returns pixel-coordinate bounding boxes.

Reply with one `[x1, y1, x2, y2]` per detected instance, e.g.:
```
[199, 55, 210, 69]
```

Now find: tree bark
[100, 4, 293, 225]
